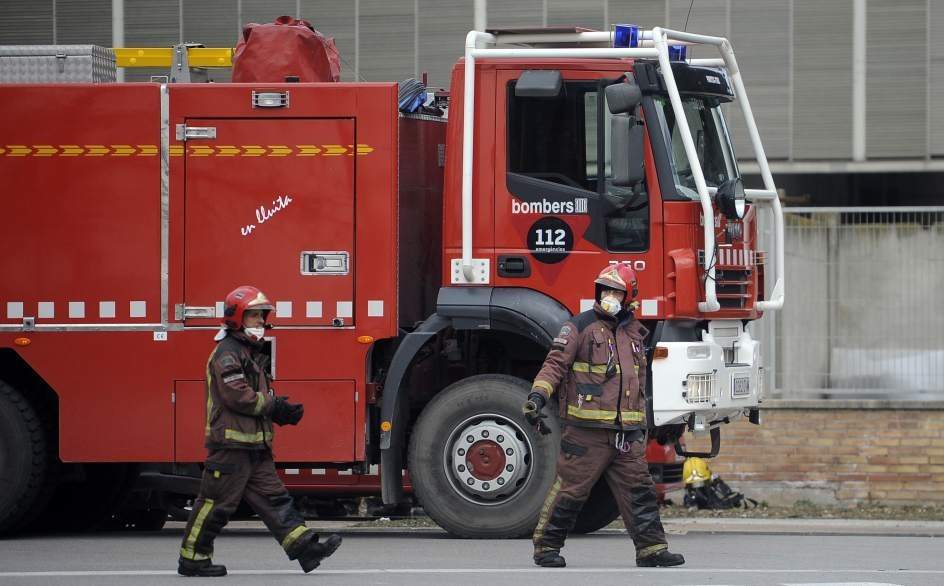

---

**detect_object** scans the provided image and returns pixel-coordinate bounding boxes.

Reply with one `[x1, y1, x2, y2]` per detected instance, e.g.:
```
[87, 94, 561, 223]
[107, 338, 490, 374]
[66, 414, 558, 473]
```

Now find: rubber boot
[297, 533, 343, 573]
[636, 549, 685, 567]
[177, 557, 228, 577]
[533, 550, 567, 568]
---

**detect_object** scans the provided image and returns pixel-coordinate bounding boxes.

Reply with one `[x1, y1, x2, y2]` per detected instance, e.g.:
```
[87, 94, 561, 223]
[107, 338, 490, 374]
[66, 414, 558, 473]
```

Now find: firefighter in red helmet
[177, 285, 342, 577]
[523, 263, 684, 568]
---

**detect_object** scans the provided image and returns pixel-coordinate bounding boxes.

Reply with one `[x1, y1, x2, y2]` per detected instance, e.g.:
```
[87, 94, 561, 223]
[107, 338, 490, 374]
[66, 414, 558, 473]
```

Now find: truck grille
[699, 248, 757, 310]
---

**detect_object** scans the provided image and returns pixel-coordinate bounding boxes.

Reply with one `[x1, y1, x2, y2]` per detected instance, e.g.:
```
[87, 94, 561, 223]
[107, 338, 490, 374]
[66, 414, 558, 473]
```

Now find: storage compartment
[0, 45, 116, 83]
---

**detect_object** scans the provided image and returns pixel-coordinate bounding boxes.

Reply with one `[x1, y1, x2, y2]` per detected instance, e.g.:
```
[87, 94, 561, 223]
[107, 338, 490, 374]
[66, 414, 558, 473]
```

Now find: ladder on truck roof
[113, 44, 232, 82]
[454, 26, 785, 315]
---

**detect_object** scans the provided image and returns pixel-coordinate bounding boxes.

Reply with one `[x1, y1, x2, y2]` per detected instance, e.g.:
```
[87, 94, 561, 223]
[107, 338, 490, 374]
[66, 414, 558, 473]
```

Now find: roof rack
[454, 27, 784, 314]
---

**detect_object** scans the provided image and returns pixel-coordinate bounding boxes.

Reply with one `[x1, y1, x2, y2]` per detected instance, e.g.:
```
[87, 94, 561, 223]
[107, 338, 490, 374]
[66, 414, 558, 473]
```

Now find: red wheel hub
[465, 440, 507, 481]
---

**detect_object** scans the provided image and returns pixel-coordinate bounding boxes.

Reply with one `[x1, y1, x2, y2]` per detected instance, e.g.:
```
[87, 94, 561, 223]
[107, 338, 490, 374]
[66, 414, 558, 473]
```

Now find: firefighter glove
[272, 396, 305, 426]
[523, 392, 551, 435]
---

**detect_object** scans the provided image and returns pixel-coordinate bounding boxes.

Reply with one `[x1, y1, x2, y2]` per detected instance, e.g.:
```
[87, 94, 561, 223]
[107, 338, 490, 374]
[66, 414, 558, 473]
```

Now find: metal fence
[753, 206, 944, 400]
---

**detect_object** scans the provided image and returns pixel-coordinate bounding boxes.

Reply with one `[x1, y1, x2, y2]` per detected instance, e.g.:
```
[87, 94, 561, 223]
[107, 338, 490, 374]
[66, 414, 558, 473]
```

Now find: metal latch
[301, 252, 349, 276]
[175, 124, 217, 141]
[175, 304, 217, 320]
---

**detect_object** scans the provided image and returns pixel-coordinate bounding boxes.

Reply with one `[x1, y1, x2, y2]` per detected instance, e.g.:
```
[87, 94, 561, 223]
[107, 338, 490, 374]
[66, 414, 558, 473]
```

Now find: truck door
[181, 118, 355, 327]
[493, 70, 664, 315]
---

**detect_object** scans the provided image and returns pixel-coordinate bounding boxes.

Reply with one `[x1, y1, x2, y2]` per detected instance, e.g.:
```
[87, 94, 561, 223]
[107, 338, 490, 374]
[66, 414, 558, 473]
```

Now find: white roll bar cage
[458, 27, 785, 312]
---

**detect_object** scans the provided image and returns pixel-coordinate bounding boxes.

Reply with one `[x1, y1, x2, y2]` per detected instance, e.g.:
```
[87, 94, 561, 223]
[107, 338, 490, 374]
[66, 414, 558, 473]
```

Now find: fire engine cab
[0, 25, 784, 537]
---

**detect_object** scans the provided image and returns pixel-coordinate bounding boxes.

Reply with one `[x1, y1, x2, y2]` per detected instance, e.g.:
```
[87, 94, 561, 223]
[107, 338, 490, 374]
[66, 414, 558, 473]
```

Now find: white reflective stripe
[367, 300, 384, 317]
[338, 468, 353, 476]
[311, 468, 326, 475]
[6, 302, 23, 319]
[368, 464, 379, 475]
[69, 301, 85, 318]
[580, 298, 595, 312]
[336, 301, 353, 318]
[130, 301, 146, 318]
[99, 301, 116, 318]
[38, 301, 54, 319]
[276, 301, 292, 318]
[215, 301, 225, 317]
[306, 301, 323, 318]
[283, 468, 300, 475]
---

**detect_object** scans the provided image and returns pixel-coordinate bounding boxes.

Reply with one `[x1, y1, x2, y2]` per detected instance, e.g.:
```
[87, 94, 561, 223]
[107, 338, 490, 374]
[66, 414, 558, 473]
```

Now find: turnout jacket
[531, 304, 649, 430]
[204, 330, 276, 450]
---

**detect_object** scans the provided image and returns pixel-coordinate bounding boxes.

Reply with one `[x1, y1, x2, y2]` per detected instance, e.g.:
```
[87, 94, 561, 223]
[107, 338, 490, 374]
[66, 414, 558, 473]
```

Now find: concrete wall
[684, 402, 944, 506]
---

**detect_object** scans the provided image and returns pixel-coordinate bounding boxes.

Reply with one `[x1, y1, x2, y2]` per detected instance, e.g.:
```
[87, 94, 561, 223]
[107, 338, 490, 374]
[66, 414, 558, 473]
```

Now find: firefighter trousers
[179, 449, 316, 562]
[533, 425, 668, 559]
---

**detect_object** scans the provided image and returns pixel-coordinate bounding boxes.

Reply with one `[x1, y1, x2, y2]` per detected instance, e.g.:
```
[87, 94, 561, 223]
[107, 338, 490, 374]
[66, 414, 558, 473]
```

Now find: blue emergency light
[613, 24, 639, 48]
[668, 44, 687, 61]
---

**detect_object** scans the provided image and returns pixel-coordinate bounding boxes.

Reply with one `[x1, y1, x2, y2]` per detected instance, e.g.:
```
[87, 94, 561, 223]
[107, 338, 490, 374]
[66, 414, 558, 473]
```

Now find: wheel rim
[442, 413, 534, 506]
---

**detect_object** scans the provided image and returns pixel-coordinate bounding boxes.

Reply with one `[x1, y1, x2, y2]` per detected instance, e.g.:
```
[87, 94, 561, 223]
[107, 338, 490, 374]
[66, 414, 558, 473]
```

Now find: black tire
[0, 380, 53, 536]
[571, 477, 620, 534]
[408, 374, 560, 538]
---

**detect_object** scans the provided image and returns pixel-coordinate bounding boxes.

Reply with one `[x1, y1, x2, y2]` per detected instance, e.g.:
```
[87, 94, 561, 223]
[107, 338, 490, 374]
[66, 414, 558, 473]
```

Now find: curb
[165, 518, 944, 538]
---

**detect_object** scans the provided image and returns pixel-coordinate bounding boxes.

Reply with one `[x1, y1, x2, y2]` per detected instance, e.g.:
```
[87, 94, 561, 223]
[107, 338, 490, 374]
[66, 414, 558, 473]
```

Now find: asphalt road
[1, 525, 943, 586]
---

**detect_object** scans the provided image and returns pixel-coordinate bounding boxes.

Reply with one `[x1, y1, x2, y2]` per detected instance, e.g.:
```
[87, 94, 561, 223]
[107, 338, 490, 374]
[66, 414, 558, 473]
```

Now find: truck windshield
[652, 95, 738, 199]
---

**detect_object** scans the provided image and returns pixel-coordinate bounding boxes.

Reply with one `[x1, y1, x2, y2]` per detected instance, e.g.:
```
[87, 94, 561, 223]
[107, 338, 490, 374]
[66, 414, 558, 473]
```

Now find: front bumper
[651, 320, 763, 426]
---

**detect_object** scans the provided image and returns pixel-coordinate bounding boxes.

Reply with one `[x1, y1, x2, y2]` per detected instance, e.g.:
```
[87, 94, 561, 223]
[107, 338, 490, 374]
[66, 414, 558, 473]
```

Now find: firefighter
[524, 263, 684, 568]
[177, 285, 342, 577]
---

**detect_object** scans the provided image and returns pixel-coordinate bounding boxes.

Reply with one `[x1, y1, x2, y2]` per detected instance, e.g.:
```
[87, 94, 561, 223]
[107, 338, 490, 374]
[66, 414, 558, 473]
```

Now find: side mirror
[604, 82, 642, 114]
[514, 70, 562, 98]
[716, 177, 746, 220]
[611, 114, 645, 187]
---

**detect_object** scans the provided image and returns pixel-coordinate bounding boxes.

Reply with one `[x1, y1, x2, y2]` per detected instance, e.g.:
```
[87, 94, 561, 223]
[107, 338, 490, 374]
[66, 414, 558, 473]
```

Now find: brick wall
[681, 400, 944, 506]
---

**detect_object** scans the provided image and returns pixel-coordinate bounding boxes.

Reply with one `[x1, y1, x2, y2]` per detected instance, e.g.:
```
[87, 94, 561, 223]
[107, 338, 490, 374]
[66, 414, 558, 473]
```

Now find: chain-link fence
[753, 206, 944, 399]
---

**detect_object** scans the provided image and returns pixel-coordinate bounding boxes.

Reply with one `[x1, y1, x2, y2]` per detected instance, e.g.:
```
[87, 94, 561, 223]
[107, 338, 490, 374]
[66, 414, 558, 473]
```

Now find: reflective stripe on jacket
[531, 303, 648, 430]
[205, 330, 276, 450]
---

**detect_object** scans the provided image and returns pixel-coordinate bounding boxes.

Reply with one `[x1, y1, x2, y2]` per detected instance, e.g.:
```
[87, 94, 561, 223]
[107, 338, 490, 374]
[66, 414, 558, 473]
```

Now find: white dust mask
[244, 326, 266, 340]
[600, 294, 622, 316]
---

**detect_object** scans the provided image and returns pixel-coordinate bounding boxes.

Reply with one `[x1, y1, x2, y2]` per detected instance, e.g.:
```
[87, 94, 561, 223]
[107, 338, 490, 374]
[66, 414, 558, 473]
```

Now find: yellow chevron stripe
[6, 145, 32, 156]
[297, 144, 321, 156]
[216, 145, 241, 156]
[322, 144, 347, 156]
[267, 145, 292, 156]
[188, 145, 215, 157]
[0, 143, 376, 157]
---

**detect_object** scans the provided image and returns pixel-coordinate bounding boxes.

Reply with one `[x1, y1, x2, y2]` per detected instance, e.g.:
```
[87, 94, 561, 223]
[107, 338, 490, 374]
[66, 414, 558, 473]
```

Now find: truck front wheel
[408, 374, 560, 538]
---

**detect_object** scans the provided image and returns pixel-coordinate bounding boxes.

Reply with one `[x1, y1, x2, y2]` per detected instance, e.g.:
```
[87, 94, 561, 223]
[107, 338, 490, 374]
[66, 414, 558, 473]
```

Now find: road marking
[0, 568, 932, 578]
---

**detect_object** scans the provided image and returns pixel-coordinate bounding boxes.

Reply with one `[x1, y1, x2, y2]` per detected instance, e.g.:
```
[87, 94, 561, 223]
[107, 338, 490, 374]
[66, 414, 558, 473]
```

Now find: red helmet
[594, 262, 638, 300]
[222, 285, 274, 330]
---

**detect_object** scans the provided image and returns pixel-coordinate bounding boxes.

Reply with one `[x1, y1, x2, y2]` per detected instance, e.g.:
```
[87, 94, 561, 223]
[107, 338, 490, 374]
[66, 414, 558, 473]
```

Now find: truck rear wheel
[0, 380, 52, 535]
[408, 374, 560, 538]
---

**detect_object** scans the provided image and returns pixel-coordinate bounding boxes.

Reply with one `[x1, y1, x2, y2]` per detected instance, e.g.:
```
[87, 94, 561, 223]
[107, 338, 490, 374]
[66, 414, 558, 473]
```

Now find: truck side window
[506, 80, 649, 253]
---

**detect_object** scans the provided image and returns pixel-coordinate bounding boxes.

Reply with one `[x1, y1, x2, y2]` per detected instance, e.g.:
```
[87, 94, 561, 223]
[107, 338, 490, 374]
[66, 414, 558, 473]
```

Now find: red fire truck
[0, 26, 784, 537]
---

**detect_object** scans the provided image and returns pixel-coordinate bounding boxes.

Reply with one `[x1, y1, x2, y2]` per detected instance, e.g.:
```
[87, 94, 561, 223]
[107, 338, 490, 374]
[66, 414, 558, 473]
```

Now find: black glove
[271, 396, 305, 426]
[522, 392, 551, 435]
